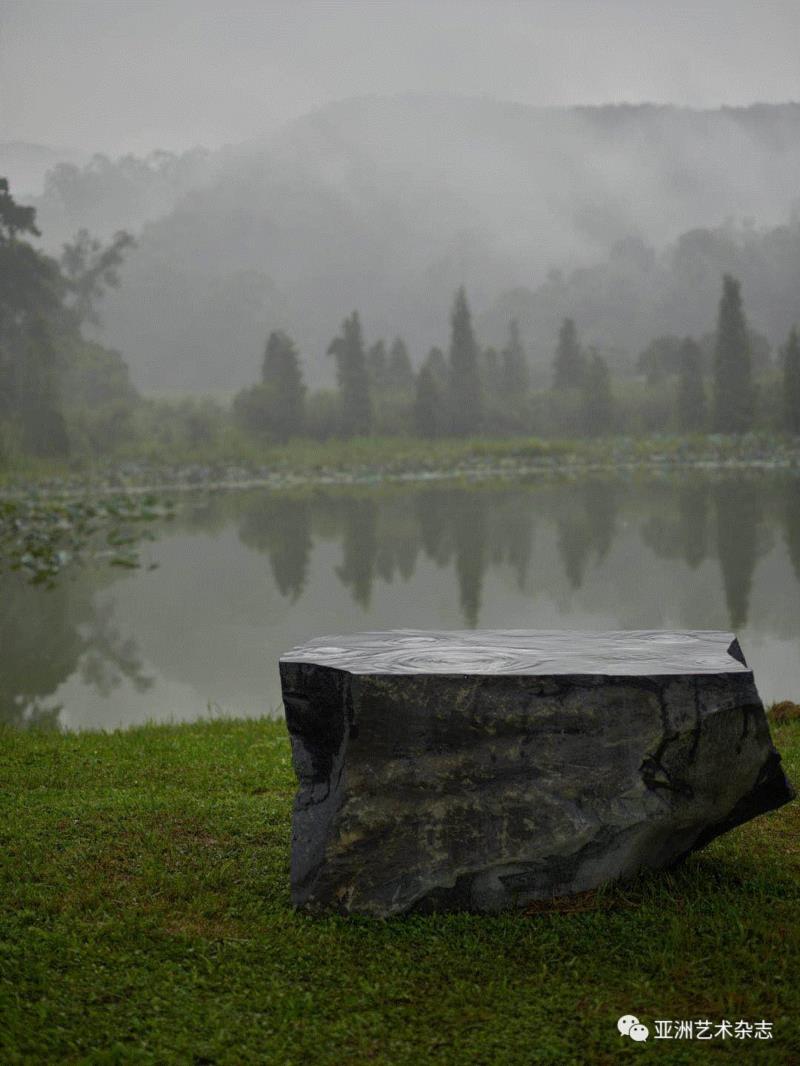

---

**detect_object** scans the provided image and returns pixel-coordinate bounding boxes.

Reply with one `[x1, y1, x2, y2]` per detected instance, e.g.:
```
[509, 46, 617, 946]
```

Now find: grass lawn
[1, 714, 798, 1064]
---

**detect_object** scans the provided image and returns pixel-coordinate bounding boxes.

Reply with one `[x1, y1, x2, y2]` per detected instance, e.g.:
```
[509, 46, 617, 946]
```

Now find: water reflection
[3, 471, 800, 728]
[554, 481, 619, 590]
[785, 491, 800, 582]
[239, 495, 311, 601]
[715, 481, 761, 632]
[0, 568, 152, 728]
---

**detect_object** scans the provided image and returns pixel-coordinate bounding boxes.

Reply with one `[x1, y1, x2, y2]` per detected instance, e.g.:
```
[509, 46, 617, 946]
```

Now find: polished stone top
[280, 629, 750, 676]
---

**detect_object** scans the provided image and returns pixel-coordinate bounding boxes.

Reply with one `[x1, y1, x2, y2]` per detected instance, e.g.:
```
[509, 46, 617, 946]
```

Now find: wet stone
[279, 629, 794, 917]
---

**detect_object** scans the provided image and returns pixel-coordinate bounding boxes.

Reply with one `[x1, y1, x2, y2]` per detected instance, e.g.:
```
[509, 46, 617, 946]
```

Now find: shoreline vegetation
[2, 432, 800, 497]
[2, 433, 798, 585]
[1, 708, 798, 1063]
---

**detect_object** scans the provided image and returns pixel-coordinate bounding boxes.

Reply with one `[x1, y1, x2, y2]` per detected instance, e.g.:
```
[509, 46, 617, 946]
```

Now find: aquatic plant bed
[1, 712, 798, 1063]
[0, 492, 174, 584]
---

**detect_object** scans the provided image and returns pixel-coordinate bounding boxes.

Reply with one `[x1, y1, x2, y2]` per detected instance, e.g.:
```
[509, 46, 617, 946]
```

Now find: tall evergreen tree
[582, 350, 613, 435]
[501, 317, 529, 395]
[552, 317, 585, 389]
[261, 329, 306, 440]
[713, 274, 755, 433]
[782, 325, 800, 434]
[386, 336, 414, 393]
[327, 311, 372, 437]
[234, 329, 306, 442]
[676, 336, 707, 432]
[481, 346, 502, 396]
[414, 364, 442, 438]
[637, 335, 683, 385]
[424, 346, 448, 386]
[447, 286, 482, 436]
[366, 339, 388, 391]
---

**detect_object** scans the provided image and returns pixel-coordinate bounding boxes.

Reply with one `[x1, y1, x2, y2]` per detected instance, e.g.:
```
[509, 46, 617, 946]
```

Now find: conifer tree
[582, 350, 613, 435]
[676, 336, 707, 432]
[552, 317, 585, 389]
[414, 364, 442, 438]
[366, 339, 388, 391]
[261, 329, 306, 440]
[424, 346, 448, 386]
[481, 346, 502, 396]
[447, 286, 482, 436]
[782, 326, 800, 435]
[713, 274, 755, 433]
[327, 311, 372, 436]
[501, 317, 529, 395]
[386, 336, 414, 393]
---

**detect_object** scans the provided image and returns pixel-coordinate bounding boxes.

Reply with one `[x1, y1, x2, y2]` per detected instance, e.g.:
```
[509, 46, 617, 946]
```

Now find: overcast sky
[2, 0, 799, 156]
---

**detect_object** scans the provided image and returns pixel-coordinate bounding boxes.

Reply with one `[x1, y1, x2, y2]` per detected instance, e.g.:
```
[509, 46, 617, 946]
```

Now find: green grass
[1, 716, 799, 1064]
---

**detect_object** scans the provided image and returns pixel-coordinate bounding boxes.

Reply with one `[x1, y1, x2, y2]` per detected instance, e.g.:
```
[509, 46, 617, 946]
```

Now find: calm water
[3, 471, 800, 730]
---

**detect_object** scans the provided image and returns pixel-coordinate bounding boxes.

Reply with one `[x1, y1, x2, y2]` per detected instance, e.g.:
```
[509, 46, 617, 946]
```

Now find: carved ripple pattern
[280, 629, 750, 676]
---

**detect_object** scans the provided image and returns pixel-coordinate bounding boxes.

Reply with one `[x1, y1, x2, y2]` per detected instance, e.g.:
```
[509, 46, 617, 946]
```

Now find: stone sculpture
[279, 629, 794, 916]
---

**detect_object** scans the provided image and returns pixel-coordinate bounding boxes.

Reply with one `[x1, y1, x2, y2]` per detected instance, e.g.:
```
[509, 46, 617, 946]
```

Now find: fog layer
[18, 95, 800, 390]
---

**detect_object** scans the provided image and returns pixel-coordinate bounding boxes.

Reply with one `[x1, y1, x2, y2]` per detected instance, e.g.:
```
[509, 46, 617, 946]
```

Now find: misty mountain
[31, 147, 222, 247]
[0, 141, 88, 197]
[479, 217, 800, 382]
[26, 95, 800, 392]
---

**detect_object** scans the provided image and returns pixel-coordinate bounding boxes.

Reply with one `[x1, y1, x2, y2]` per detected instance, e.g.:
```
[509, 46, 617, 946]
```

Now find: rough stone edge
[280, 660, 353, 907]
[279, 661, 796, 915]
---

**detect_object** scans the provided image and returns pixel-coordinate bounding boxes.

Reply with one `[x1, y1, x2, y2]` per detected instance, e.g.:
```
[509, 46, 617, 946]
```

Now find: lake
[3, 470, 799, 730]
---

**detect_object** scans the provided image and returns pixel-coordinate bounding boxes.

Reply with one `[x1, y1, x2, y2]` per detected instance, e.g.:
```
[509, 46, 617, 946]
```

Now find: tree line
[235, 276, 800, 442]
[2, 174, 799, 462]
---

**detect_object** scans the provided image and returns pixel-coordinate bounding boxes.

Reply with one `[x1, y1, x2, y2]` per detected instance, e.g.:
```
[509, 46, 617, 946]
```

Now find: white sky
[1, 0, 799, 155]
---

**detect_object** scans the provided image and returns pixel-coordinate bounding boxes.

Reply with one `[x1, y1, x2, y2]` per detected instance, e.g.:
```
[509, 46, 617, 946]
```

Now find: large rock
[279, 629, 794, 916]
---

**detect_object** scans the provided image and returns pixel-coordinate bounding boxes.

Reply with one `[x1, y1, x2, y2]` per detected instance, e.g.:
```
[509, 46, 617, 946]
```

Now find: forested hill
[24, 96, 800, 392]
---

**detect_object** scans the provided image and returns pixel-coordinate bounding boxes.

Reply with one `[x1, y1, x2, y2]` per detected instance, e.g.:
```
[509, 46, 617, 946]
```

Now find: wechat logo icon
[618, 1015, 650, 1042]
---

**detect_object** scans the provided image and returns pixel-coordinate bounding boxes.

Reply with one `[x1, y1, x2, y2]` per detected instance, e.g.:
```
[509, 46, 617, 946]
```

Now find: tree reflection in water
[7, 472, 798, 728]
[715, 479, 760, 632]
[239, 495, 312, 602]
[236, 474, 796, 635]
[0, 568, 152, 727]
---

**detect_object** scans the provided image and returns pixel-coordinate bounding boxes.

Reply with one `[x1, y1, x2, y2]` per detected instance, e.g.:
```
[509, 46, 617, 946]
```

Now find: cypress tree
[637, 335, 683, 385]
[327, 311, 372, 437]
[582, 351, 613, 436]
[447, 286, 482, 436]
[367, 339, 388, 391]
[261, 329, 306, 440]
[501, 317, 529, 395]
[387, 336, 414, 393]
[713, 274, 755, 433]
[424, 346, 448, 386]
[482, 346, 502, 396]
[553, 317, 585, 389]
[676, 336, 707, 432]
[782, 326, 800, 434]
[414, 364, 442, 438]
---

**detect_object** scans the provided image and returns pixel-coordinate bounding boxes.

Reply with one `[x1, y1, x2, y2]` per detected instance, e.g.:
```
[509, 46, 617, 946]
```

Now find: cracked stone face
[279, 630, 795, 917]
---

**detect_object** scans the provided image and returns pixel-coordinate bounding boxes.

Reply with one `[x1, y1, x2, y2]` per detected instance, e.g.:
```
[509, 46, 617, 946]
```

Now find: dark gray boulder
[279, 629, 794, 916]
